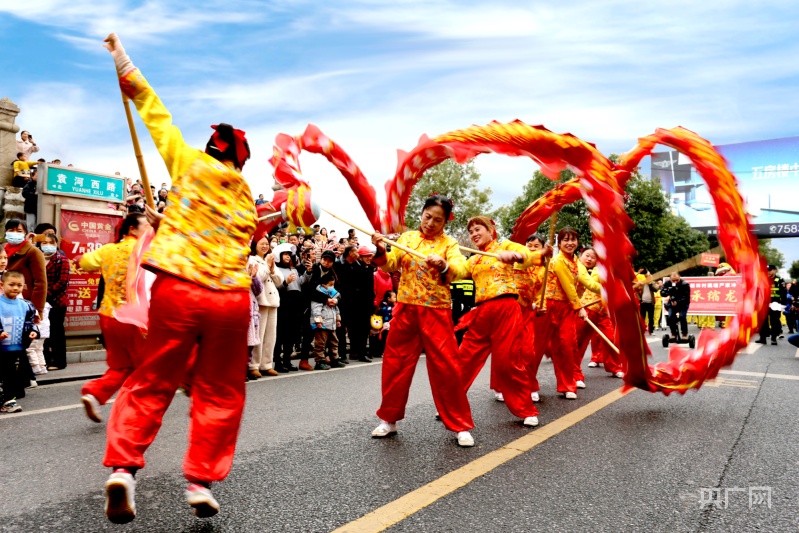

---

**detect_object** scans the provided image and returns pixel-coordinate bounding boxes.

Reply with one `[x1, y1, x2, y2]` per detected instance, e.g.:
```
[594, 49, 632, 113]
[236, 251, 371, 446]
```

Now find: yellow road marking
[718, 369, 799, 381]
[705, 377, 757, 388]
[333, 388, 631, 533]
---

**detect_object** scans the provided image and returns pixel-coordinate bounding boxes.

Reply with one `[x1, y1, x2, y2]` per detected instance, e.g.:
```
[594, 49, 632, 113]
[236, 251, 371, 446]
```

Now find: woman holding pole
[369, 195, 477, 447]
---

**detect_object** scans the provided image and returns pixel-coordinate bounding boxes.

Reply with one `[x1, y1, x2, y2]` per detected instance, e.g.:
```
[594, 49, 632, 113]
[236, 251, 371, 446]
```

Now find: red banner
[700, 253, 721, 267]
[682, 276, 744, 316]
[60, 209, 120, 333]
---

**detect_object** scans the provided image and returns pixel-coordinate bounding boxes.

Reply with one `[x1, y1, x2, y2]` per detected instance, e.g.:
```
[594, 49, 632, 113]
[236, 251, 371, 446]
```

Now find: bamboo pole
[121, 96, 155, 209]
[584, 316, 620, 355]
[537, 212, 559, 309]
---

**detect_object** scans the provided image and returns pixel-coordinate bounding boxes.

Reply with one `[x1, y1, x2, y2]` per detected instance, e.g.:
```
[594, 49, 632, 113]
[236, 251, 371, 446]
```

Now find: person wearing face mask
[36, 232, 70, 371]
[542, 228, 599, 399]
[4, 219, 47, 319]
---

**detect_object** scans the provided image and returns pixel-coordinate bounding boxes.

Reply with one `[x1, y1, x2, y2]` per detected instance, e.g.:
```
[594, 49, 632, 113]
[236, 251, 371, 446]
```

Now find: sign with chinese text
[45, 167, 125, 203]
[60, 209, 119, 333]
[700, 253, 721, 267]
[682, 276, 744, 316]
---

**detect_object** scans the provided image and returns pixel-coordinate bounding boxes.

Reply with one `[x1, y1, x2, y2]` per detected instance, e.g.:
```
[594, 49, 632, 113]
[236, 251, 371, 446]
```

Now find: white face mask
[5, 232, 24, 245]
[41, 245, 57, 255]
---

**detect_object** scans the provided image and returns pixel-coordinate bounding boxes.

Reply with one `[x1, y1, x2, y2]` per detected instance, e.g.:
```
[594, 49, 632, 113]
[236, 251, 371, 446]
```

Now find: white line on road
[794, 348, 799, 359]
[742, 343, 763, 355]
[0, 399, 116, 420]
[718, 369, 799, 381]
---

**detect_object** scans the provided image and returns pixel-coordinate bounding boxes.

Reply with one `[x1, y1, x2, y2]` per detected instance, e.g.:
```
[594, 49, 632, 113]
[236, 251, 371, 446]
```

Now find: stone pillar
[0, 97, 21, 188]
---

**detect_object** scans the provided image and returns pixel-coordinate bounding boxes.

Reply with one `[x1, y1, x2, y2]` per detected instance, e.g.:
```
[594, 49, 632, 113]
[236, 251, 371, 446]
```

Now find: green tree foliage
[498, 159, 709, 273]
[758, 239, 785, 269]
[790, 259, 799, 280]
[404, 160, 493, 243]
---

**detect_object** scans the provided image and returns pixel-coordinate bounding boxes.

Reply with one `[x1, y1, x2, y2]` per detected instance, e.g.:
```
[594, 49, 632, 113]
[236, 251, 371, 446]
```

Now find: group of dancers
[93, 33, 624, 524]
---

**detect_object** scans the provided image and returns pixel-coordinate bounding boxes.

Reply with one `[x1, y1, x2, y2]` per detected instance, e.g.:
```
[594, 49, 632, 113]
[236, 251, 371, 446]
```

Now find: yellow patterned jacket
[578, 268, 606, 314]
[467, 240, 542, 304]
[380, 230, 467, 309]
[80, 236, 137, 318]
[120, 68, 257, 291]
[515, 264, 546, 310]
[545, 252, 600, 309]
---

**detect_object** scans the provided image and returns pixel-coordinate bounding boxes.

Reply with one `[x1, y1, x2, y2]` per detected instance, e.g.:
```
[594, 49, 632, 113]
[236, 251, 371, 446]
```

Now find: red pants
[527, 309, 550, 393]
[377, 303, 474, 432]
[576, 309, 624, 375]
[104, 274, 250, 483]
[81, 315, 147, 405]
[460, 298, 538, 418]
[543, 300, 581, 393]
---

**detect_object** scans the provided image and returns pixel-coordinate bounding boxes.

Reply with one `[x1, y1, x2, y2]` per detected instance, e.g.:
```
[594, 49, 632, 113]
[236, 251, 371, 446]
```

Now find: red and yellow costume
[575, 268, 624, 376]
[80, 236, 147, 405]
[459, 240, 544, 419]
[376, 230, 474, 432]
[103, 66, 257, 484]
[543, 253, 600, 394]
[514, 263, 549, 392]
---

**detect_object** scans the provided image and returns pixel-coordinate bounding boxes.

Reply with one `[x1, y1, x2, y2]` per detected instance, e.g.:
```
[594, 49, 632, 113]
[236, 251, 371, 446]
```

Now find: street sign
[43, 166, 126, 203]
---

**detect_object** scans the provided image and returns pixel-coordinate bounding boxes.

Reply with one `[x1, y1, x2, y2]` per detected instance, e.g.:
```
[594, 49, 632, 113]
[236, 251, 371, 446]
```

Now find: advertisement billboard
[60, 208, 120, 334]
[681, 276, 744, 316]
[651, 135, 799, 237]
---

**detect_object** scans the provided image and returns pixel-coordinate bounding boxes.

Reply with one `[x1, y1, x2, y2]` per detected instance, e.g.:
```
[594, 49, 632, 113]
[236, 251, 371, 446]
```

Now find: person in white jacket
[247, 236, 283, 378]
[16, 131, 40, 160]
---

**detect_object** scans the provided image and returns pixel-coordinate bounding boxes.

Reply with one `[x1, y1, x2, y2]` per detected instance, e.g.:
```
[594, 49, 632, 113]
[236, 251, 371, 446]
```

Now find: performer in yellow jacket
[370, 195, 477, 447]
[543, 228, 600, 399]
[101, 34, 257, 524]
[458, 217, 550, 427]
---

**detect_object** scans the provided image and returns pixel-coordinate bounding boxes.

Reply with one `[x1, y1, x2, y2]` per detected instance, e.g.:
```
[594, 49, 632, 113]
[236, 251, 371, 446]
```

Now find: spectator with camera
[661, 272, 691, 340]
[16, 131, 39, 159]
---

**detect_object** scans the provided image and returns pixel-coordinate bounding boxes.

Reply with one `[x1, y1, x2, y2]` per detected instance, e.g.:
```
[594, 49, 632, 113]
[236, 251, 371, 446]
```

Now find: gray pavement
[1, 325, 798, 532]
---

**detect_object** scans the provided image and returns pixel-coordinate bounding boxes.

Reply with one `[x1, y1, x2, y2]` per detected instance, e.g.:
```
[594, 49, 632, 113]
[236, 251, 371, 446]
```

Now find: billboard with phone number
[60, 209, 119, 334]
[651, 135, 799, 237]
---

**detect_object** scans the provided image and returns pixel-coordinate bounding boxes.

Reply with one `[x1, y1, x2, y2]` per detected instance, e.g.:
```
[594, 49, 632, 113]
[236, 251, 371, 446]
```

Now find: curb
[37, 373, 104, 386]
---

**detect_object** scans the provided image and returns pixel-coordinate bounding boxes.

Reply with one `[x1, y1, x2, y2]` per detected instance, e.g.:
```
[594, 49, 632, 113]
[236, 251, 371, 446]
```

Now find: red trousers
[104, 274, 250, 483]
[376, 303, 474, 432]
[543, 300, 581, 394]
[526, 309, 550, 393]
[576, 309, 624, 375]
[81, 315, 147, 405]
[460, 297, 538, 418]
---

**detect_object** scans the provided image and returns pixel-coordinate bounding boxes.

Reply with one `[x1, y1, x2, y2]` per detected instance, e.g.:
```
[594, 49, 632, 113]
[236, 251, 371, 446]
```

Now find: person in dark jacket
[661, 271, 690, 339]
[756, 265, 788, 345]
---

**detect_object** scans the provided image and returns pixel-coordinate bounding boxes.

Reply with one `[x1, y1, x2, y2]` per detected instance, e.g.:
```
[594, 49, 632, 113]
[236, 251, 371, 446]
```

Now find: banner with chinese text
[60, 209, 119, 333]
[682, 276, 744, 316]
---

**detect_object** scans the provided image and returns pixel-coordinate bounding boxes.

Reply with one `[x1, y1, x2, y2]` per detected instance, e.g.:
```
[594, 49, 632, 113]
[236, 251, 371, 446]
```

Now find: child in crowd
[310, 273, 343, 370]
[27, 302, 50, 375]
[0, 271, 40, 413]
[370, 290, 396, 359]
[246, 263, 263, 381]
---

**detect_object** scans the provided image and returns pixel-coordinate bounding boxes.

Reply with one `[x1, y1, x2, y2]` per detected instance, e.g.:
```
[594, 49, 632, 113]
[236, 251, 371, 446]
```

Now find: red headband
[210, 124, 249, 166]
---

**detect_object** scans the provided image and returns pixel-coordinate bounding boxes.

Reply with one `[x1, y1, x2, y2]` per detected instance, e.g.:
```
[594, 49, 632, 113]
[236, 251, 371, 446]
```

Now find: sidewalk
[36, 360, 108, 386]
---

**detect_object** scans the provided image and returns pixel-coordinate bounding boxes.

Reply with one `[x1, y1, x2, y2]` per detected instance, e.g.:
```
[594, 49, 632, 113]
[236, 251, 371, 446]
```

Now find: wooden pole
[648, 245, 724, 281]
[257, 211, 283, 222]
[580, 298, 602, 310]
[121, 96, 155, 209]
[458, 245, 501, 260]
[584, 315, 620, 355]
[537, 212, 559, 309]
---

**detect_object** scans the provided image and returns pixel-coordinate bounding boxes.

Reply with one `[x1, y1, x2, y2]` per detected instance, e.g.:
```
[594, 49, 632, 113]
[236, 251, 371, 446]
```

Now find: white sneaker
[587, 362, 598, 368]
[564, 392, 577, 400]
[105, 470, 136, 524]
[371, 420, 397, 438]
[523, 416, 539, 427]
[576, 380, 586, 389]
[186, 483, 220, 518]
[27, 379, 37, 388]
[530, 391, 540, 403]
[494, 392, 505, 402]
[81, 394, 102, 423]
[614, 371, 625, 378]
[457, 431, 475, 447]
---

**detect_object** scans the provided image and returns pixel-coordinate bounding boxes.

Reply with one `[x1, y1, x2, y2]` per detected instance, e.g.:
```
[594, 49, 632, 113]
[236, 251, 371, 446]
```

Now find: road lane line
[0, 399, 116, 420]
[333, 387, 632, 533]
[718, 369, 799, 381]
[794, 348, 799, 359]
[742, 343, 763, 355]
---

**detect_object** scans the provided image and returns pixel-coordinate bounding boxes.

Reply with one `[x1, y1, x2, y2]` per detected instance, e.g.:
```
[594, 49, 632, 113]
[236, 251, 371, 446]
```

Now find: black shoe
[755, 339, 767, 344]
[771, 340, 778, 345]
[330, 359, 346, 368]
[358, 357, 372, 363]
[341, 358, 350, 365]
[275, 366, 290, 373]
[287, 364, 299, 372]
[372, 353, 383, 358]
[314, 362, 331, 370]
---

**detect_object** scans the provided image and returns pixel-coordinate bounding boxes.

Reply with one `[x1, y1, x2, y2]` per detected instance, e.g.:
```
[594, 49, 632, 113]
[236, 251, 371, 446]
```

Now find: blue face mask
[41, 245, 57, 255]
[5, 232, 25, 245]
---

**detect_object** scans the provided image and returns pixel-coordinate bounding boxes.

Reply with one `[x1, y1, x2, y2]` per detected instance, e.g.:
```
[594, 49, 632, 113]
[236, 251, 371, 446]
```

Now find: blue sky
[2, 0, 798, 267]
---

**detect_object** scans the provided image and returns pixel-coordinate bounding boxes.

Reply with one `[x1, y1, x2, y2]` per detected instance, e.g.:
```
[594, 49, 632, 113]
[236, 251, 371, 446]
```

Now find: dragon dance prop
[267, 120, 768, 395]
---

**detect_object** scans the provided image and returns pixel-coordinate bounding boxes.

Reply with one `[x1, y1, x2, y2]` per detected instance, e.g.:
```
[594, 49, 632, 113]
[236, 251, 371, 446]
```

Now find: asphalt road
[1, 325, 797, 532]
